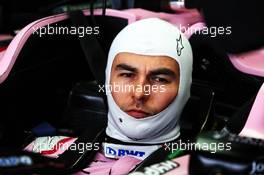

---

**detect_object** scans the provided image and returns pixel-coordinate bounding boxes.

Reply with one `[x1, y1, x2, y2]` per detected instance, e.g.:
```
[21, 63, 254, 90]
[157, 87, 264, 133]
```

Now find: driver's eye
[119, 72, 135, 78]
[151, 76, 170, 84]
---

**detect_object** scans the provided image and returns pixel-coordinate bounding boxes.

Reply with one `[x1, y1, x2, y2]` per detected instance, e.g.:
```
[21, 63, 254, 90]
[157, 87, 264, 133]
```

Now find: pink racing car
[0, 1, 263, 174]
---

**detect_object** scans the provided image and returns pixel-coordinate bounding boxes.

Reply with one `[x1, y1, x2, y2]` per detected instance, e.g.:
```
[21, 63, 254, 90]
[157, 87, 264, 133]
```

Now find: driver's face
[110, 52, 180, 119]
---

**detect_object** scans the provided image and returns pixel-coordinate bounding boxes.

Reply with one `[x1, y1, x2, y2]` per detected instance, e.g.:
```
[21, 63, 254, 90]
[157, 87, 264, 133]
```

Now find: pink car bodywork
[229, 48, 264, 77]
[240, 83, 264, 140]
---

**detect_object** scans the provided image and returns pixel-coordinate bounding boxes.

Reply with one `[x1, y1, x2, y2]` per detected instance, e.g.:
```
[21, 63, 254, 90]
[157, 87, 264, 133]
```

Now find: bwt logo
[106, 147, 145, 157]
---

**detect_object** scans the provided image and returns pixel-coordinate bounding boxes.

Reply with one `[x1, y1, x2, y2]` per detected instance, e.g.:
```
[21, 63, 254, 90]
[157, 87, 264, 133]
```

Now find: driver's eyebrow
[115, 63, 138, 73]
[149, 68, 177, 78]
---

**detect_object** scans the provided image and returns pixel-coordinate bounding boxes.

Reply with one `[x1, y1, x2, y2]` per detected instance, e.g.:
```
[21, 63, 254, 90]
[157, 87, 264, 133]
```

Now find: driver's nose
[131, 76, 150, 102]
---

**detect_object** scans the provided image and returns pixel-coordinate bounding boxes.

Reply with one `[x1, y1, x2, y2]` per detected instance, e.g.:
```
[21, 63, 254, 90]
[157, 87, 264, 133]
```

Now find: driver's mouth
[126, 109, 150, 119]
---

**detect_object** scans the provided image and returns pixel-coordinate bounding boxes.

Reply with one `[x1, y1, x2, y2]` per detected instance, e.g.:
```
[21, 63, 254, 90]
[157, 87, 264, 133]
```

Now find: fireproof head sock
[105, 18, 193, 144]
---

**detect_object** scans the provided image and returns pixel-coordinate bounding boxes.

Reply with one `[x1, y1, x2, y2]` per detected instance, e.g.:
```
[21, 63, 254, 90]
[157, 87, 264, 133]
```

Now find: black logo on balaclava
[176, 35, 184, 56]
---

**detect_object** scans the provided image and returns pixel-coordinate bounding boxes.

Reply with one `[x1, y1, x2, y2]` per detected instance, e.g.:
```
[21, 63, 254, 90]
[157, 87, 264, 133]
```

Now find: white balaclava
[105, 18, 193, 144]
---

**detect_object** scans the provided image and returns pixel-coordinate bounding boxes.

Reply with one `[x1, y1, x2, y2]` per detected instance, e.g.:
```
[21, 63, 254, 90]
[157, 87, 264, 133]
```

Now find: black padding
[112, 0, 171, 11]
[0, 5, 3, 31]
[0, 1, 49, 33]
[185, 0, 201, 9]
[69, 81, 106, 112]
[189, 131, 264, 175]
[63, 81, 107, 134]
[134, 0, 173, 12]
[0, 38, 12, 46]
[187, 0, 264, 53]
[190, 151, 253, 175]
[180, 82, 215, 140]
[69, 10, 106, 86]
[68, 10, 108, 113]
[189, 33, 262, 124]
[225, 96, 256, 134]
